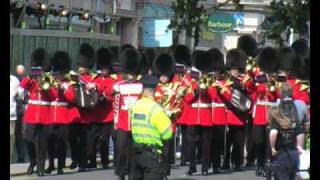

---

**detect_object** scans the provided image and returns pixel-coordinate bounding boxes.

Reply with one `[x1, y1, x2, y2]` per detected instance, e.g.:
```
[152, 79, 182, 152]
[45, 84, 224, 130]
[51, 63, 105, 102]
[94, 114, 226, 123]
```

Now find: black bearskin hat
[173, 45, 191, 65]
[237, 34, 258, 57]
[192, 50, 213, 73]
[77, 43, 95, 69]
[291, 38, 309, 59]
[120, 44, 135, 53]
[226, 48, 247, 71]
[96, 47, 113, 70]
[153, 53, 175, 78]
[109, 46, 119, 63]
[120, 48, 141, 75]
[51, 51, 71, 74]
[278, 47, 297, 71]
[143, 48, 158, 68]
[256, 47, 279, 73]
[31, 48, 48, 67]
[139, 52, 149, 75]
[207, 48, 225, 72]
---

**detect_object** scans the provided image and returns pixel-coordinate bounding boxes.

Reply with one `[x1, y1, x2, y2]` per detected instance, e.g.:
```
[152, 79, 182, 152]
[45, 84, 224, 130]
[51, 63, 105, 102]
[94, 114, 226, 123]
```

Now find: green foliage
[168, 0, 242, 48]
[260, 0, 310, 47]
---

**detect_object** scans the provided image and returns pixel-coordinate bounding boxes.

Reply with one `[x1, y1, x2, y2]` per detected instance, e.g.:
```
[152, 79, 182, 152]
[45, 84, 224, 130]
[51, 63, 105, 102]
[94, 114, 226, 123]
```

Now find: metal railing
[217, 0, 271, 5]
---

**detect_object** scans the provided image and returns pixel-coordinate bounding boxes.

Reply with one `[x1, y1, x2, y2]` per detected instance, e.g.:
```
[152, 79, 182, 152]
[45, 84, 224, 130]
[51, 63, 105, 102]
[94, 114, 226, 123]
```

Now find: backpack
[74, 83, 99, 109]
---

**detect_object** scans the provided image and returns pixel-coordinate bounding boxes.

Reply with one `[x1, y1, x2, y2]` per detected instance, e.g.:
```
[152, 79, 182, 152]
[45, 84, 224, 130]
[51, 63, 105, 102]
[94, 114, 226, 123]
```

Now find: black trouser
[87, 122, 113, 166]
[180, 125, 189, 164]
[161, 136, 174, 176]
[69, 123, 87, 168]
[245, 116, 256, 164]
[115, 129, 131, 177]
[224, 125, 245, 167]
[47, 124, 69, 170]
[23, 123, 48, 172]
[187, 126, 212, 172]
[253, 125, 267, 167]
[15, 115, 25, 162]
[211, 125, 226, 169]
[129, 144, 163, 180]
[272, 150, 299, 180]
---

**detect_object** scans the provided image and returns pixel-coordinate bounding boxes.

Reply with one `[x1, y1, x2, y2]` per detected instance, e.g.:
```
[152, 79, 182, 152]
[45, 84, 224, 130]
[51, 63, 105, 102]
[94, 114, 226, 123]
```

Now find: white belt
[191, 103, 212, 108]
[50, 101, 68, 106]
[211, 102, 225, 107]
[28, 100, 50, 106]
[256, 101, 279, 107]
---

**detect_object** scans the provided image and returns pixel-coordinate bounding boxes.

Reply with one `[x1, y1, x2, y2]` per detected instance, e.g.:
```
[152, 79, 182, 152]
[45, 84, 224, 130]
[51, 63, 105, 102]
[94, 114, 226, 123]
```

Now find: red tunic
[78, 73, 98, 123]
[176, 73, 193, 125]
[184, 79, 213, 126]
[209, 79, 227, 125]
[48, 81, 75, 124]
[287, 78, 309, 105]
[93, 74, 116, 123]
[20, 77, 51, 125]
[220, 75, 255, 126]
[113, 78, 143, 131]
[252, 82, 280, 125]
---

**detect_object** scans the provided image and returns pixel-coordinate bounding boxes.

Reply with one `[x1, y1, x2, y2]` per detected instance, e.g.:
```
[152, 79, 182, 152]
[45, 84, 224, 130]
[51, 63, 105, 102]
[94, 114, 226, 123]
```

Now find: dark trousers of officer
[69, 123, 87, 168]
[223, 125, 245, 167]
[87, 122, 113, 167]
[161, 135, 174, 176]
[47, 124, 69, 170]
[23, 123, 48, 172]
[211, 125, 225, 169]
[272, 150, 299, 180]
[129, 143, 163, 180]
[253, 125, 267, 168]
[245, 116, 256, 164]
[180, 125, 189, 164]
[187, 126, 212, 172]
[115, 129, 131, 177]
[15, 115, 25, 162]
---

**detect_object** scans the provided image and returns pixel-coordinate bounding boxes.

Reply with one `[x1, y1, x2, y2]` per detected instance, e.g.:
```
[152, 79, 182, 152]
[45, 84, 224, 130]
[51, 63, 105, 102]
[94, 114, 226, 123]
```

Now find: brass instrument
[39, 72, 60, 91]
[199, 74, 214, 89]
[267, 74, 277, 92]
[245, 58, 257, 73]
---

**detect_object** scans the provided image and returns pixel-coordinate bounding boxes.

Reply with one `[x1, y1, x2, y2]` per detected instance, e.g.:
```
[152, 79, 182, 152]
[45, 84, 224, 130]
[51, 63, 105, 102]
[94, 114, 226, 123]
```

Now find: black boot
[69, 161, 78, 169]
[78, 167, 86, 172]
[37, 170, 45, 177]
[221, 162, 230, 170]
[234, 165, 242, 171]
[213, 168, 221, 174]
[186, 169, 197, 176]
[117, 176, 125, 180]
[57, 169, 64, 175]
[201, 170, 209, 176]
[27, 164, 35, 175]
[45, 166, 55, 174]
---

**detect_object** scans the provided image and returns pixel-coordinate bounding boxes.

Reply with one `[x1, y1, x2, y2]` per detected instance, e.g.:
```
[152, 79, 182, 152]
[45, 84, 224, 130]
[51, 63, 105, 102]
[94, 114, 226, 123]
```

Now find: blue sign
[143, 19, 172, 47]
[232, 12, 245, 27]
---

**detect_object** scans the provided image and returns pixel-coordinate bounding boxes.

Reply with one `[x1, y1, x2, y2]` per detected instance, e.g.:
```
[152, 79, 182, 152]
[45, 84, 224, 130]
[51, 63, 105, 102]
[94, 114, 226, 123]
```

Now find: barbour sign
[206, 11, 236, 33]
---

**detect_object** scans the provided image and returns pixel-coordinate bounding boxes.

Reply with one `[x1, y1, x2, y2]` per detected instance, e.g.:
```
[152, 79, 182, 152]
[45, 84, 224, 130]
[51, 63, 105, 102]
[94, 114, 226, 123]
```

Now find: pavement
[10, 158, 266, 180]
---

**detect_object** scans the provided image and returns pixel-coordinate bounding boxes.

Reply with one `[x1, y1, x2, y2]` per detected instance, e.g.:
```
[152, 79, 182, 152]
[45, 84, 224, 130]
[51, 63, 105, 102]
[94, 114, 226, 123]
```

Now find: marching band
[18, 35, 310, 179]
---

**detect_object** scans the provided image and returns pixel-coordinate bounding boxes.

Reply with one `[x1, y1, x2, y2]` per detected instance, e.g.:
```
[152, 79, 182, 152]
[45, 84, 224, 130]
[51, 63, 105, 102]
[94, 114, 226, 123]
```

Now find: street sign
[206, 11, 236, 33]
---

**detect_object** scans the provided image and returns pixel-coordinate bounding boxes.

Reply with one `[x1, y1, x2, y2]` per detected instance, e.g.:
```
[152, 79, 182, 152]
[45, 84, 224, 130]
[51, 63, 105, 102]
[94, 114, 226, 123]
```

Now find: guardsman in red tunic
[113, 48, 143, 180]
[45, 51, 74, 175]
[20, 48, 50, 176]
[253, 47, 281, 176]
[87, 47, 116, 169]
[238, 34, 259, 167]
[206, 48, 227, 174]
[153, 53, 182, 177]
[173, 45, 192, 166]
[185, 50, 215, 176]
[220, 48, 255, 171]
[68, 43, 96, 172]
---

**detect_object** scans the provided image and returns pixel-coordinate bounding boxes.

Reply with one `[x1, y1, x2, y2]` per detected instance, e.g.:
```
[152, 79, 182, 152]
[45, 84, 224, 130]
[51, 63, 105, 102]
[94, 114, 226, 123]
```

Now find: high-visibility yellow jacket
[129, 96, 173, 153]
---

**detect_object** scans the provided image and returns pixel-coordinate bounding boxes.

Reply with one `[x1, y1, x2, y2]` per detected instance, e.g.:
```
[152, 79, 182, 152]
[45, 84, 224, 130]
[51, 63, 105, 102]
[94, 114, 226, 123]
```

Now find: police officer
[129, 75, 173, 180]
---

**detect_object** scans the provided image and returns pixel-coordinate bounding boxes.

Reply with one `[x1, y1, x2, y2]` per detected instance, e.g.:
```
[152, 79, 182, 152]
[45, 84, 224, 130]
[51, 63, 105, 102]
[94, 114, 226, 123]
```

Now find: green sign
[206, 11, 236, 33]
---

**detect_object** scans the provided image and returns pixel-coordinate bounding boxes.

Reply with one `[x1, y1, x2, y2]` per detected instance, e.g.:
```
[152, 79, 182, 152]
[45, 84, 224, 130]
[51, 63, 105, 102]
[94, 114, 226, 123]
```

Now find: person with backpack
[268, 82, 307, 180]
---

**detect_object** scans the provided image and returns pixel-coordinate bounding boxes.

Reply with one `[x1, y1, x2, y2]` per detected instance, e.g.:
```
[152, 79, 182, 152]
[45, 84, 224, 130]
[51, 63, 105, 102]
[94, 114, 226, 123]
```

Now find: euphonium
[39, 72, 55, 90]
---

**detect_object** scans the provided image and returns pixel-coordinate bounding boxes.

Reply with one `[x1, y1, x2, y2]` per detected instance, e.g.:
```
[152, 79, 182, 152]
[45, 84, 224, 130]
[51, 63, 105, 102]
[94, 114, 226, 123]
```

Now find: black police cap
[141, 75, 159, 89]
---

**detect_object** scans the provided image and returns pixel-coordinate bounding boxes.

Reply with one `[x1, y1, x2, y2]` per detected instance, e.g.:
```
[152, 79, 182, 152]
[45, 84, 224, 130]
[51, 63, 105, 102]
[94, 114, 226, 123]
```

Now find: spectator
[10, 74, 22, 163]
[15, 65, 28, 163]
